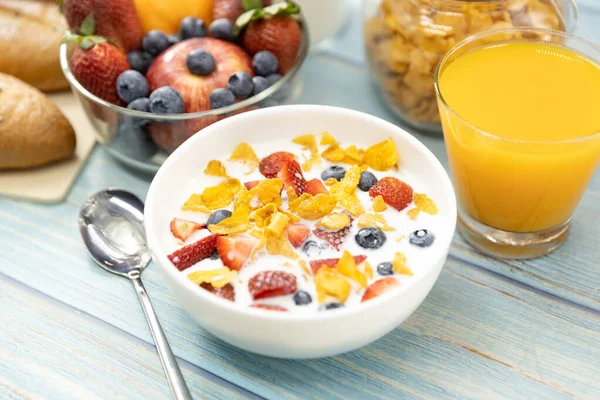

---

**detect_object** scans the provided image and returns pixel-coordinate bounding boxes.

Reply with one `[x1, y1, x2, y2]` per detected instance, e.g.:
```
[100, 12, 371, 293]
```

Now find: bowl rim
[58, 16, 310, 121]
[144, 105, 457, 321]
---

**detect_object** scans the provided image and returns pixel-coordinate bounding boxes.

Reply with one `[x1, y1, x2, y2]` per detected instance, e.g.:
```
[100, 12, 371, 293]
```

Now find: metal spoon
[79, 189, 192, 400]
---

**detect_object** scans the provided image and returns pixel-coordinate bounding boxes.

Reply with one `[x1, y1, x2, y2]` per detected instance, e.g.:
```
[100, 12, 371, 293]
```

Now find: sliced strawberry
[305, 179, 329, 196]
[369, 177, 414, 212]
[244, 180, 262, 190]
[277, 159, 306, 196]
[216, 234, 259, 271]
[259, 151, 295, 178]
[200, 283, 235, 302]
[168, 234, 218, 271]
[251, 304, 287, 312]
[286, 223, 310, 248]
[361, 277, 400, 302]
[309, 255, 367, 275]
[248, 270, 297, 300]
[170, 218, 206, 241]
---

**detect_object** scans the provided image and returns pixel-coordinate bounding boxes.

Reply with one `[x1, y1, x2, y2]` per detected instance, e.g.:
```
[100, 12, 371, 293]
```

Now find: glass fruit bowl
[59, 22, 309, 174]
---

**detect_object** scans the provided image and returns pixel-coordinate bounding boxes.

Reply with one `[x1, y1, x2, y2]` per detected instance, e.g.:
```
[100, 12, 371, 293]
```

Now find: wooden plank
[0, 198, 598, 398]
[0, 274, 261, 400]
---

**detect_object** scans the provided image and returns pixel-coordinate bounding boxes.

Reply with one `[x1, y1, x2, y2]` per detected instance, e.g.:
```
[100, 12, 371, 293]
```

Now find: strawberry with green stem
[64, 17, 130, 106]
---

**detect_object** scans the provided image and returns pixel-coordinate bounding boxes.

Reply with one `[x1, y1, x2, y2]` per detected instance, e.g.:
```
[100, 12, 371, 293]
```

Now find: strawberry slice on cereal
[277, 159, 306, 196]
[361, 277, 400, 302]
[168, 234, 218, 271]
[286, 223, 310, 248]
[216, 234, 259, 271]
[248, 270, 297, 300]
[313, 212, 354, 250]
[259, 151, 296, 178]
[309, 255, 367, 274]
[200, 283, 235, 302]
[170, 218, 206, 241]
[369, 177, 413, 211]
[305, 178, 329, 195]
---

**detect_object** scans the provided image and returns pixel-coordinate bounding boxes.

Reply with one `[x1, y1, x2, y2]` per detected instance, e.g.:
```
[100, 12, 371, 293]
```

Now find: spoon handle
[131, 276, 193, 400]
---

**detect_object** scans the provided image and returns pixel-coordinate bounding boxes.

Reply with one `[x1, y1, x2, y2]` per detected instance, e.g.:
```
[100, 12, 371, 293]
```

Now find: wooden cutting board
[0, 91, 96, 203]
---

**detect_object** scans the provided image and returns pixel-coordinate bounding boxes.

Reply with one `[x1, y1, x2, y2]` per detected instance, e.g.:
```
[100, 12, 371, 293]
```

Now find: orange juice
[438, 41, 600, 232]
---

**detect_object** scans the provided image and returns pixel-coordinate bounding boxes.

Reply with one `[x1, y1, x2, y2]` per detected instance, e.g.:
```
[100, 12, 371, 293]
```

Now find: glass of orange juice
[435, 28, 600, 259]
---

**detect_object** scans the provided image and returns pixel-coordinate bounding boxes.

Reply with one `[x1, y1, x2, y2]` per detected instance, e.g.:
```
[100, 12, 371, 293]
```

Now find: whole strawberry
[61, 0, 143, 52]
[69, 39, 130, 105]
[242, 15, 302, 74]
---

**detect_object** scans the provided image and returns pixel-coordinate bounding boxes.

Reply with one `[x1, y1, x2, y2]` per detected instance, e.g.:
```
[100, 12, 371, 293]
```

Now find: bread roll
[0, 0, 69, 92]
[0, 73, 76, 169]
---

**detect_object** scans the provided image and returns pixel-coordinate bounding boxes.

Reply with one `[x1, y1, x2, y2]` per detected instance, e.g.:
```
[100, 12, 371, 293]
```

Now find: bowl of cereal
[144, 105, 457, 358]
[363, 0, 578, 133]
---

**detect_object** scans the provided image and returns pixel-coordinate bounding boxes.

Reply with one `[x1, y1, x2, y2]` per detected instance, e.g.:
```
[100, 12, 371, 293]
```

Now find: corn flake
[364, 138, 400, 171]
[407, 207, 420, 220]
[298, 260, 312, 275]
[188, 267, 237, 288]
[317, 213, 351, 230]
[337, 250, 368, 288]
[182, 178, 241, 213]
[204, 160, 228, 177]
[392, 252, 413, 276]
[286, 186, 299, 202]
[414, 193, 439, 215]
[293, 134, 321, 172]
[358, 213, 395, 231]
[314, 266, 351, 303]
[181, 194, 210, 213]
[363, 262, 374, 280]
[373, 195, 388, 212]
[264, 212, 290, 238]
[328, 165, 365, 216]
[320, 131, 336, 145]
[229, 142, 259, 174]
[208, 188, 251, 234]
[254, 203, 278, 228]
[266, 233, 298, 259]
[321, 144, 346, 162]
[250, 179, 283, 207]
[341, 145, 364, 165]
[290, 193, 337, 220]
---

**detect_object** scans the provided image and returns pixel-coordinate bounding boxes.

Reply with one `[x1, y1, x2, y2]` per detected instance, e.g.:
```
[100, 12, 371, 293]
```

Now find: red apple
[146, 38, 253, 113]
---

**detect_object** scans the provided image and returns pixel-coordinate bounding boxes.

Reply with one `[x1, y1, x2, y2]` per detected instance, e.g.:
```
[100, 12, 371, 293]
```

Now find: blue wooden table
[2, 1, 599, 399]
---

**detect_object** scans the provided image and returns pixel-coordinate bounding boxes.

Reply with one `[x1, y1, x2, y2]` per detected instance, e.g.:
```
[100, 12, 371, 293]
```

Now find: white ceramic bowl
[145, 105, 457, 358]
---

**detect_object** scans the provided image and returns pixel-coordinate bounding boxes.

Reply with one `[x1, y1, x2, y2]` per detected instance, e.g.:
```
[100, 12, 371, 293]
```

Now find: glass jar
[363, 0, 578, 133]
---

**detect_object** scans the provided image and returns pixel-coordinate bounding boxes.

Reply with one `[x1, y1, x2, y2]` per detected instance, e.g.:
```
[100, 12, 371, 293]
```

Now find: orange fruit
[133, 0, 214, 35]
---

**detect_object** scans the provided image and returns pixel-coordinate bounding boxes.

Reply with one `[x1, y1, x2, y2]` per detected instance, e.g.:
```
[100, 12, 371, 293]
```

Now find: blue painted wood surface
[1, 1, 599, 399]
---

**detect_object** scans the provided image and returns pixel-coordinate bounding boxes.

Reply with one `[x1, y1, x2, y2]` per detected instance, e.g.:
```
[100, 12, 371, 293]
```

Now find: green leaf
[233, 1, 301, 37]
[57, 0, 64, 13]
[80, 14, 96, 36]
[262, 1, 300, 16]
[242, 0, 263, 11]
[61, 32, 80, 45]
[79, 38, 94, 50]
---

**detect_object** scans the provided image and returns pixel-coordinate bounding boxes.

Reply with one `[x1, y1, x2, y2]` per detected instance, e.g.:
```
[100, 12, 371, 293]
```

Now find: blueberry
[409, 229, 435, 248]
[325, 303, 344, 310]
[266, 73, 282, 86]
[209, 18, 233, 41]
[377, 262, 394, 276]
[111, 124, 157, 160]
[167, 34, 181, 46]
[180, 16, 206, 39]
[321, 166, 346, 181]
[301, 240, 322, 257]
[209, 88, 236, 109]
[252, 51, 279, 77]
[186, 49, 215, 76]
[116, 70, 149, 104]
[227, 72, 254, 99]
[293, 291, 312, 306]
[126, 51, 154, 75]
[127, 97, 151, 126]
[207, 209, 232, 226]
[355, 227, 387, 249]
[142, 30, 170, 56]
[358, 171, 378, 192]
[252, 76, 270, 95]
[210, 249, 220, 260]
[149, 86, 185, 114]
